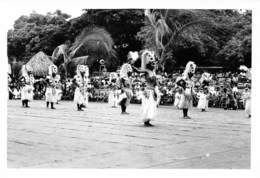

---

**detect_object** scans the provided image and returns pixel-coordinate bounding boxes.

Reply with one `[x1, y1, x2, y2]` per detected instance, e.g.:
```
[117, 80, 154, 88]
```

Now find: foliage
[137, 9, 252, 71]
[7, 10, 71, 63]
[7, 9, 252, 77]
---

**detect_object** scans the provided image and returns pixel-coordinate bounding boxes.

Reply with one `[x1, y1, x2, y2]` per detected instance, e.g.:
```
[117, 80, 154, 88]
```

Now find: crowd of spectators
[8, 70, 251, 110]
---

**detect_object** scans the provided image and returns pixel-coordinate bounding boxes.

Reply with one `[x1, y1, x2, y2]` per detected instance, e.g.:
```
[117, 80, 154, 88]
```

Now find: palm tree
[143, 9, 212, 71]
[52, 26, 117, 77]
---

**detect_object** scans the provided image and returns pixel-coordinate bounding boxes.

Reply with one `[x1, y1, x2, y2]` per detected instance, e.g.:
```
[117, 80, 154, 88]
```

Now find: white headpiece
[127, 51, 139, 63]
[239, 65, 251, 79]
[183, 61, 196, 79]
[141, 49, 156, 70]
[239, 65, 249, 72]
[48, 65, 58, 75]
[76, 65, 89, 77]
[120, 63, 132, 79]
[200, 72, 211, 83]
[109, 72, 118, 82]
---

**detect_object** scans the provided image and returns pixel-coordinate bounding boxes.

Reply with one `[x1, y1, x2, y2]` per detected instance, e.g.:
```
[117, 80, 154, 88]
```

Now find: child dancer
[20, 65, 35, 108]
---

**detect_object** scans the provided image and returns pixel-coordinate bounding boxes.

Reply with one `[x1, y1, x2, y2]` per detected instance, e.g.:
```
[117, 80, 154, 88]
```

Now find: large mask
[141, 50, 156, 70]
[77, 65, 89, 77]
[127, 51, 139, 64]
[183, 61, 196, 79]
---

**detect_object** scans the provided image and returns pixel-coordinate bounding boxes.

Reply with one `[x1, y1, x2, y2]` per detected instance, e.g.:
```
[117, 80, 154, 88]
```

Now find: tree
[137, 9, 251, 72]
[215, 10, 252, 68]
[80, 9, 145, 63]
[137, 9, 214, 71]
[7, 10, 71, 63]
[52, 26, 118, 77]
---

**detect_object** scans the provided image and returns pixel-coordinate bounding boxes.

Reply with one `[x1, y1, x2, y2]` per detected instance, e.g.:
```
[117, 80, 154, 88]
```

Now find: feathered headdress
[48, 65, 58, 76]
[239, 65, 249, 72]
[200, 72, 212, 83]
[120, 63, 133, 79]
[109, 72, 118, 83]
[127, 51, 139, 63]
[141, 49, 155, 70]
[76, 65, 89, 77]
[239, 65, 251, 80]
[183, 61, 196, 79]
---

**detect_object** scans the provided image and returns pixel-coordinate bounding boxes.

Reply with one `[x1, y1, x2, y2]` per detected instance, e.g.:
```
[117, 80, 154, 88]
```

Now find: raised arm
[131, 66, 147, 73]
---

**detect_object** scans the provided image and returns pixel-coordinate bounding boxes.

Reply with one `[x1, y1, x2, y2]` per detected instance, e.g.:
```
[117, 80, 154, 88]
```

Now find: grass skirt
[74, 88, 88, 106]
[45, 87, 57, 103]
[21, 85, 34, 101]
[245, 98, 251, 116]
[141, 89, 157, 122]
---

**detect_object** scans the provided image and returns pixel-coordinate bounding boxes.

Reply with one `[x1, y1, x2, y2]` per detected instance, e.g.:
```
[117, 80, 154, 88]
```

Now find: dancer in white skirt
[243, 87, 251, 118]
[197, 88, 209, 112]
[199, 72, 211, 88]
[132, 50, 159, 126]
[45, 65, 60, 109]
[73, 65, 89, 111]
[108, 72, 119, 108]
[174, 87, 182, 109]
[20, 65, 35, 108]
[118, 52, 137, 114]
[55, 81, 63, 104]
[239, 65, 251, 118]
[176, 61, 196, 119]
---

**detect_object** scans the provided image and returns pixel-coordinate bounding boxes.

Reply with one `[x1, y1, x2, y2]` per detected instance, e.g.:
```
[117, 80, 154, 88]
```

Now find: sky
[0, 0, 254, 30]
[3, 6, 84, 29]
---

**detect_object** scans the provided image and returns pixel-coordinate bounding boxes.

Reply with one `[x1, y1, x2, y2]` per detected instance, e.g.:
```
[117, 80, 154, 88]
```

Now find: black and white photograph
[1, 0, 259, 175]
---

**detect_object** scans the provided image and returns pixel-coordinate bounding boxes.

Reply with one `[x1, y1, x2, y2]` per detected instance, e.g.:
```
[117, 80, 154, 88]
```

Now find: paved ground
[7, 100, 250, 168]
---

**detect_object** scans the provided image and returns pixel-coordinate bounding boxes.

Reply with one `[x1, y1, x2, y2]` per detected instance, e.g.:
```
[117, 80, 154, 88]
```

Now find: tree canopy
[7, 9, 251, 75]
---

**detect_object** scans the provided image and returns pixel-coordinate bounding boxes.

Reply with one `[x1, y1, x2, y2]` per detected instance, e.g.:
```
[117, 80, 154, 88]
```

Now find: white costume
[243, 90, 251, 117]
[55, 82, 63, 103]
[73, 65, 89, 110]
[200, 72, 211, 86]
[108, 72, 119, 107]
[174, 92, 181, 108]
[139, 50, 159, 124]
[118, 61, 133, 114]
[197, 92, 208, 110]
[45, 65, 60, 104]
[239, 65, 251, 117]
[155, 85, 162, 106]
[20, 65, 35, 106]
[176, 61, 196, 119]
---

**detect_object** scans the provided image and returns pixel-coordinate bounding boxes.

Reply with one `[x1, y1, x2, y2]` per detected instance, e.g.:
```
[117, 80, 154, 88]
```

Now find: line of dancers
[15, 49, 252, 127]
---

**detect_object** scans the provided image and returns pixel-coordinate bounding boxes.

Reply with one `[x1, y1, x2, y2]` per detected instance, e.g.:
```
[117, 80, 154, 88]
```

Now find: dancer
[108, 72, 119, 108]
[118, 52, 137, 114]
[73, 65, 89, 111]
[174, 87, 182, 109]
[45, 65, 60, 109]
[243, 86, 251, 118]
[20, 65, 35, 108]
[197, 72, 211, 111]
[118, 80, 133, 114]
[197, 88, 209, 112]
[199, 72, 211, 88]
[55, 81, 63, 104]
[176, 61, 196, 119]
[132, 50, 159, 126]
[239, 65, 251, 117]
[155, 84, 162, 107]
